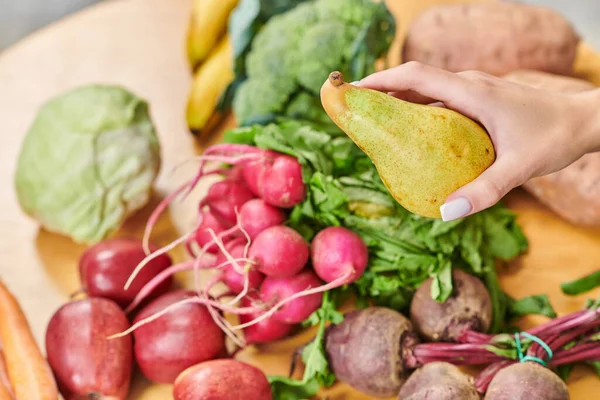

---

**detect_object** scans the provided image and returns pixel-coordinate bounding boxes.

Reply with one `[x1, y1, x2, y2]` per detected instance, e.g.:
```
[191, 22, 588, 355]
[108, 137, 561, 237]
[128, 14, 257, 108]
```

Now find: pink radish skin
[259, 155, 305, 208]
[249, 225, 309, 278]
[204, 180, 254, 224]
[190, 210, 234, 255]
[173, 359, 272, 400]
[260, 270, 324, 324]
[311, 226, 368, 284]
[133, 290, 225, 384]
[79, 238, 173, 308]
[239, 294, 294, 344]
[214, 240, 264, 294]
[242, 150, 278, 196]
[239, 199, 286, 240]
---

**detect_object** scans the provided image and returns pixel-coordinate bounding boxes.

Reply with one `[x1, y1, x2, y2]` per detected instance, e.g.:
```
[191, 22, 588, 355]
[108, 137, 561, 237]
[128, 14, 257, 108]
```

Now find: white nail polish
[350, 81, 360, 86]
[440, 197, 472, 221]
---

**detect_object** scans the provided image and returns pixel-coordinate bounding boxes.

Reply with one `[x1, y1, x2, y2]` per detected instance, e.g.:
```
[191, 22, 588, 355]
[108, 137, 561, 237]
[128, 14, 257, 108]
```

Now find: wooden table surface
[1, 0, 600, 398]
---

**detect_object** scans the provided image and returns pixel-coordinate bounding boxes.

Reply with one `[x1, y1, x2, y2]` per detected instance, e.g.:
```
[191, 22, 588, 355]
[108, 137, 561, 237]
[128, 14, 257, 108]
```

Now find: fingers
[357, 62, 483, 115]
[439, 157, 527, 221]
[387, 90, 436, 104]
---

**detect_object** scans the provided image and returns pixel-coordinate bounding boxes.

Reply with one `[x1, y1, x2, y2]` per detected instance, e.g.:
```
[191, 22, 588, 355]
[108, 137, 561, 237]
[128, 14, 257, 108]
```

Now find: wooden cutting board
[1, 0, 600, 398]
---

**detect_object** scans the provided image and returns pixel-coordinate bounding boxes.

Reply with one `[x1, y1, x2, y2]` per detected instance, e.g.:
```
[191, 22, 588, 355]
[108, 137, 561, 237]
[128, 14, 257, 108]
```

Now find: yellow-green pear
[320, 71, 495, 219]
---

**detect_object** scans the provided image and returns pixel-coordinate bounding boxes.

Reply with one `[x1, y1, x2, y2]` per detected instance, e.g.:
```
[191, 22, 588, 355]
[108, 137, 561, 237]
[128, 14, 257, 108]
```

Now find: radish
[248, 225, 309, 278]
[216, 241, 264, 294]
[258, 154, 305, 208]
[398, 362, 479, 400]
[242, 149, 278, 197]
[187, 209, 234, 256]
[410, 269, 492, 342]
[259, 270, 324, 324]
[238, 199, 286, 240]
[79, 237, 173, 308]
[311, 226, 368, 284]
[173, 359, 272, 400]
[202, 179, 254, 224]
[484, 362, 568, 400]
[45, 298, 133, 400]
[239, 294, 294, 344]
[131, 290, 226, 384]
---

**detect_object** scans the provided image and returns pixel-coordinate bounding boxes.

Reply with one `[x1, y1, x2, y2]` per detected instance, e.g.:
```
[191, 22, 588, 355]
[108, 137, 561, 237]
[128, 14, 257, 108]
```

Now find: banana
[187, 0, 239, 70]
[186, 35, 234, 137]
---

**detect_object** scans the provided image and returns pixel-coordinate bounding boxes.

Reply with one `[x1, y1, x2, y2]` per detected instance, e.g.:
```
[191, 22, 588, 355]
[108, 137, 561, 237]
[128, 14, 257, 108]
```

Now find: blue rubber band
[513, 332, 553, 367]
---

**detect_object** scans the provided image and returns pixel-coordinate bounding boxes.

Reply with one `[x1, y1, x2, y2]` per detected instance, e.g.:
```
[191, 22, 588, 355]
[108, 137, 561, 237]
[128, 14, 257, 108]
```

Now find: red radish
[260, 270, 324, 323]
[239, 294, 294, 344]
[132, 290, 225, 384]
[238, 199, 286, 240]
[311, 226, 368, 284]
[248, 225, 309, 278]
[173, 359, 272, 400]
[215, 241, 264, 294]
[242, 150, 278, 196]
[189, 209, 234, 255]
[259, 154, 305, 208]
[204, 179, 254, 224]
[45, 298, 133, 400]
[79, 237, 173, 308]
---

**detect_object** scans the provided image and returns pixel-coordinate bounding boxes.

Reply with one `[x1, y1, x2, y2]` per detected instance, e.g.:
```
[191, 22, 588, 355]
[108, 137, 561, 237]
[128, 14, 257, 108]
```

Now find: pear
[320, 71, 495, 219]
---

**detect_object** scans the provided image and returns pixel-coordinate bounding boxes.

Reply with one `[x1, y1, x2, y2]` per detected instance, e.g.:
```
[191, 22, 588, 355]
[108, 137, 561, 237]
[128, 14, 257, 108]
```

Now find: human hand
[356, 62, 600, 221]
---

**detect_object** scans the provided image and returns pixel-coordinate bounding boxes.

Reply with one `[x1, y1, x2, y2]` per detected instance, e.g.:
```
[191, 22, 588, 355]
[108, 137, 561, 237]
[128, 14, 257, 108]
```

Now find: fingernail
[350, 81, 360, 86]
[440, 197, 472, 221]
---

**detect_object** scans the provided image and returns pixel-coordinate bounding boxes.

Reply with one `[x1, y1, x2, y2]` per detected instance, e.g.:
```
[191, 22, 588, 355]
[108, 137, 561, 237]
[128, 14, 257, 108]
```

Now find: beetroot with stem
[259, 270, 324, 324]
[484, 362, 569, 400]
[397, 362, 479, 400]
[131, 290, 226, 384]
[45, 298, 133, 400]
[79, 237, 173, 308]
[410, 268, 492, 342]
[239, 294, 294, 344]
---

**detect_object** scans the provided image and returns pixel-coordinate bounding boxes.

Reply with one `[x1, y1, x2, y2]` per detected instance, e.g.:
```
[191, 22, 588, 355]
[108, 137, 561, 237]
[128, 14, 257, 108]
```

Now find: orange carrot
[0, 280, 58, 400]
[0, 348, 14, 400]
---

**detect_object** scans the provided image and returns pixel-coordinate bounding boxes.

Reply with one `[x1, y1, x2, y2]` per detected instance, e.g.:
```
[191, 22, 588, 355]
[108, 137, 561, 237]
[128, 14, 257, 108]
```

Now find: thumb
[439, 159, 523, 222]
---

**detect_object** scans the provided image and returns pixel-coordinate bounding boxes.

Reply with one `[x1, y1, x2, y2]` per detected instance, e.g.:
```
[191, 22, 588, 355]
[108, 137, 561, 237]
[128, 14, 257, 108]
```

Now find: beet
[173, 359, 272, 400]
[484, 362, 569, 400]
[79, 237, 173, 308]
[410, 269, 492, 341]
[45, 298, 133, 400]
[325, 307, 419, 397]
[132, 290, 225, 384]
[397, 362, 479, 400]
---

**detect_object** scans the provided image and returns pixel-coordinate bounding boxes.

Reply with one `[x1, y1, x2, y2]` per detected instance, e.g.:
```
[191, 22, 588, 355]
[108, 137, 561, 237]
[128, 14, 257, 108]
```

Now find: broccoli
[232, 0, 395, 127]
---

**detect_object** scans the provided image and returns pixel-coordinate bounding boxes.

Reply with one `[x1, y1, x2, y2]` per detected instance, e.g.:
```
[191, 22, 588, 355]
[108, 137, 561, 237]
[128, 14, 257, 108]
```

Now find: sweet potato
[403, 2, 579, 77]
[503, 70, 600, 227]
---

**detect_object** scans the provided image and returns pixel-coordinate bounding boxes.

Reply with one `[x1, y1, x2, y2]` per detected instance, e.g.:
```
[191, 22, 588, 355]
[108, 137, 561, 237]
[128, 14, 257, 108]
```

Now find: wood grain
[0, 0, 599, 399]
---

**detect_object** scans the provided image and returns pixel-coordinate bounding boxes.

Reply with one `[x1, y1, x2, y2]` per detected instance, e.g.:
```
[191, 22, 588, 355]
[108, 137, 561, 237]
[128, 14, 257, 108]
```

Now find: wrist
[574, 88, 600, 153]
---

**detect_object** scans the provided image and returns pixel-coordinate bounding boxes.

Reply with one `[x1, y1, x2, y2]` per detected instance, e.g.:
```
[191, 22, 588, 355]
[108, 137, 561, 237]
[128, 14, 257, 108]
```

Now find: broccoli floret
[234, 78, 296, 125]
[232, 0, 395, 127]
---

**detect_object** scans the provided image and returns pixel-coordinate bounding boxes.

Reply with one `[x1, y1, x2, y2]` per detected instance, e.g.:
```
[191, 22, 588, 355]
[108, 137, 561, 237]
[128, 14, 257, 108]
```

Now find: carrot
[0, 349, 14, 399]
[0, 280, 58, 400]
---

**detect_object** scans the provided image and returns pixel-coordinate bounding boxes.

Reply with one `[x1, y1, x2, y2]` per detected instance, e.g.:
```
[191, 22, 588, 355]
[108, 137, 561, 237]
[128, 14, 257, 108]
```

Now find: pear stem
[329, 71, 344, 87]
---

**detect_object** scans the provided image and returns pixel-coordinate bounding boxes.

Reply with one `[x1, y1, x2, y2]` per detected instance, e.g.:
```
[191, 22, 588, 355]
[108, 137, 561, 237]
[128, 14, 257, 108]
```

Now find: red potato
[248, 225, 309, 278]
[239, 294, 294, 344]
[410, 269, 492, 342]
[173, 359, 272, 400]
[79, 237, 173, 308]
[45, 298, 132, 400]
[259, 270, 324, 324]
[132, 290, 225, 384]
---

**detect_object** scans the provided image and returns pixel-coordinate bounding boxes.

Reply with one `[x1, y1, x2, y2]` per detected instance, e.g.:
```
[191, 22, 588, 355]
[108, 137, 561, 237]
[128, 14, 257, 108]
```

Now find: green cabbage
[14, 85, 161, 244]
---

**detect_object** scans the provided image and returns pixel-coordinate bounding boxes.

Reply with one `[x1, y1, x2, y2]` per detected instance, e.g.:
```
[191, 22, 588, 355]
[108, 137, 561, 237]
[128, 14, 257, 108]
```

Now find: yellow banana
[187, 35, 234, 137]
[187, 0, 239, 70]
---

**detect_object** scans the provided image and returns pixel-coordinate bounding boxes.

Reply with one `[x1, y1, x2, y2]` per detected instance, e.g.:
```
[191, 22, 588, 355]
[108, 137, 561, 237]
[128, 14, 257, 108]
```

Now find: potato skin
[503, 70, 600, 228]
[397, 362, 479, 400]
[325, 307, 418, 398]
[410, 269, 492, 342]
[403, 2, 579, 77]
[484, 362, 569, 400]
